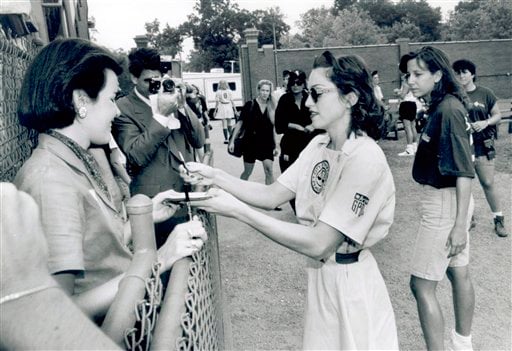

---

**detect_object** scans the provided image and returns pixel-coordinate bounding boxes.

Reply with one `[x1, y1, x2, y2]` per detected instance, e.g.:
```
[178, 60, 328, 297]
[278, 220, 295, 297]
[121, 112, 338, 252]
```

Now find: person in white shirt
[180, 51, 398, 350]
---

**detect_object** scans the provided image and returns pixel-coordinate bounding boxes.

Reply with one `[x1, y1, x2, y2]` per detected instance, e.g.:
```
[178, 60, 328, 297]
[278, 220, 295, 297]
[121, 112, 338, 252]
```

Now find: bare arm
[446, 177, 472, 257]
[471, 102, 502, 133]
[193, 189, 345, 260]
[184, 163, 294, 210]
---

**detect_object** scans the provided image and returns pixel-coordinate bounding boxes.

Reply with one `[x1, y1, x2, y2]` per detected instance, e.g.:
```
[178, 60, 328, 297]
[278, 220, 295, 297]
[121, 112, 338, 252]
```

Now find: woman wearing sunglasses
[181, 51, 398, 349]
[275, 70, 322, 212]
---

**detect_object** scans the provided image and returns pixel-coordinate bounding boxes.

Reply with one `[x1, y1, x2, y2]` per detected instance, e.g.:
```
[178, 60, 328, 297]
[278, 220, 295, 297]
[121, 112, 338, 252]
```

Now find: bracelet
[0, 283, 59, 305]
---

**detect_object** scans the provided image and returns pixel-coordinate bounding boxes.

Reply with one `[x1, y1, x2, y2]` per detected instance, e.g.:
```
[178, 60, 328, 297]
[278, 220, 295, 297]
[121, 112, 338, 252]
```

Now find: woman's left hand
[189, 188, 245, 218]
[445, 223, 467, 258]
[470, 120, 488, 133]
[152, 190, 180, 223]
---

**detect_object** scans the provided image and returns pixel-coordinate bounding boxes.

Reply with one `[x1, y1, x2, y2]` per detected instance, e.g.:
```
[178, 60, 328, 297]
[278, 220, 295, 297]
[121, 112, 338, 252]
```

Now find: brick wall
[240, 30, 511, 102]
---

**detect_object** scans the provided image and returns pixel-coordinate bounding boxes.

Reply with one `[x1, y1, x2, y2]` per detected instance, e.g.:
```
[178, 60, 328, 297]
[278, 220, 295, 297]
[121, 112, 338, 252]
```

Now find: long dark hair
[313, 51, 384, 140]
[399, 46, 468, 110]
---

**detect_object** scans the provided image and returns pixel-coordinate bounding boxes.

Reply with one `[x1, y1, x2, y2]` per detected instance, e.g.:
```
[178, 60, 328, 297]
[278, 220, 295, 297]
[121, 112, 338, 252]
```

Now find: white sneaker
[447, 329, 473, 351]
[398, 146, 415, 156]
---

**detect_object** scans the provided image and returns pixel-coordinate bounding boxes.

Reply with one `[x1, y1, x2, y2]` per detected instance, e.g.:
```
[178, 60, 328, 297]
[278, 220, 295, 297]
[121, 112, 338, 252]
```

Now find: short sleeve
[319, 150, 394, 245]
[30, 170, 86, 274]
[439, 101, 474, 178]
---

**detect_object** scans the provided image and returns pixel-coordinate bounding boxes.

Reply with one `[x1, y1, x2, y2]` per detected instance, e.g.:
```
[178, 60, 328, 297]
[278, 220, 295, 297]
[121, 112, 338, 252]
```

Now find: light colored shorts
[411, 185, 474, 281]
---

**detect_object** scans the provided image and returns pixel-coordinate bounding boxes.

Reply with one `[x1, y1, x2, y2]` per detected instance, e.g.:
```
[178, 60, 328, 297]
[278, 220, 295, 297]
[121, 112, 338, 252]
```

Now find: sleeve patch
[352, 193, 369, 217]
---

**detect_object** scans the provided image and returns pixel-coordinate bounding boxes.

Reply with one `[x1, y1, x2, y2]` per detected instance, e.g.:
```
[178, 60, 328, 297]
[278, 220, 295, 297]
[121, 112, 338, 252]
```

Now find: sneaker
[223, 140, 229, 144]
[494, 215, 508, 237]
[398, 147, 415, 157]
[448, 329, 473, 351]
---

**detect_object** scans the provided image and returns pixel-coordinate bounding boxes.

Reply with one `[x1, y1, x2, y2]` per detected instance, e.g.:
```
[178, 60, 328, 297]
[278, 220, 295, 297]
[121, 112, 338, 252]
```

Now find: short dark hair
[282, 69, 290, 78]
[286, 69, 307, 90]
[127, 48, 161, 78]
[313, 51, 384, 140]
[371, 70, 378, 76]
[452, 59, 477, 79]
[18, 38, 122, 132]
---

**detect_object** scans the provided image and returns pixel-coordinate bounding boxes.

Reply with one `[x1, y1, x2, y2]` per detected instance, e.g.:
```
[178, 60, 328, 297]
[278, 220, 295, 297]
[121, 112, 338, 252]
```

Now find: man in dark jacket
[113, 48, 205, 246]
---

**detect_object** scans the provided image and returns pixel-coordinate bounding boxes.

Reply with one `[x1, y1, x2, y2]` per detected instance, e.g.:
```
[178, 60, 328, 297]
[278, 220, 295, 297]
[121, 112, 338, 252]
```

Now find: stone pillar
[133, 35, 149, 49]
[242, 28, 259, 101]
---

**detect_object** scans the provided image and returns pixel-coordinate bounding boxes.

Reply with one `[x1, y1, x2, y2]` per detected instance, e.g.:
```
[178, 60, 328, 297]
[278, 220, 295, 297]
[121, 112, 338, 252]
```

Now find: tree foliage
[145, 19, 183, 57]
[444, 0, 512, 40]
[142, 0, 511, 71]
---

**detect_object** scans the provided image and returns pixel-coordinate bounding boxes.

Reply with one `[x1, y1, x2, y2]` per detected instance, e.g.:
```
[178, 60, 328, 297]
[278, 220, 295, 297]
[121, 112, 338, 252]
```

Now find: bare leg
[261, 159, 274, 185]
[410, 275, 445, 351]
[241, 161, 255, 181]
[446, 266, 475, 336]
[475, 158, 500, 212]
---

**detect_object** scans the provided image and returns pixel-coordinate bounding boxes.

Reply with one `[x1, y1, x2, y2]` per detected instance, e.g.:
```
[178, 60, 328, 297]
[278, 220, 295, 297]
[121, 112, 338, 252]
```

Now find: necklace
[47, 130, 112, 201]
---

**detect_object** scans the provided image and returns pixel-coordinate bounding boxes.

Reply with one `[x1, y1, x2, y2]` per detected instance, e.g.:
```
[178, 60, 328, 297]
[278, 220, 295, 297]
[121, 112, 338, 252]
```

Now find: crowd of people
[1, 35, 509, 351]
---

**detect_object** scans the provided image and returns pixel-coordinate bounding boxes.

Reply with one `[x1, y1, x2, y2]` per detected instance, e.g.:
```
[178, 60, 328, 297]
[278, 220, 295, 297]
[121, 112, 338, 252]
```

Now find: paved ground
[206, 120, 511, 350]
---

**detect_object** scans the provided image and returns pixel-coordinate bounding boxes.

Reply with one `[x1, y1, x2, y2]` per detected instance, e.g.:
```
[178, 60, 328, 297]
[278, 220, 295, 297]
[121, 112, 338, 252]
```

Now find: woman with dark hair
[180, 51, 398, 349]
[14, 38, 207, 321]
[275, 69, 321, 212]
[402, 46, 475, 351]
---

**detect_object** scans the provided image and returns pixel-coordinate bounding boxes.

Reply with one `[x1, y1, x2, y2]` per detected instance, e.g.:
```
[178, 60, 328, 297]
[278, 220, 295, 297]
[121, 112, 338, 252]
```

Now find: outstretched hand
[179, 162, 216, 187]
[187, 188, 246, 218]
[152, 189, 181, 223]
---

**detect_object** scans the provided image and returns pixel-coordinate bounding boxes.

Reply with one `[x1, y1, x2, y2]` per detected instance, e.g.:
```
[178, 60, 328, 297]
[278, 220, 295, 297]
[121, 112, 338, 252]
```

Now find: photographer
[113, 48, 205, 247]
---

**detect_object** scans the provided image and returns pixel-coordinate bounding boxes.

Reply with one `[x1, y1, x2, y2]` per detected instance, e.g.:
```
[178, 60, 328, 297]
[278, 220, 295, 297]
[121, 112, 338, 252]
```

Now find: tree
[333, 0, 357, 12]
[393, 0, 442, 41]
[444, 0, 512, 40]
[249, 8, 290, 49]
[382, 19, 425, 43]
[182, 0, 245, 71]
[295, 6, 383, 47]
[144, 19, 183, 58]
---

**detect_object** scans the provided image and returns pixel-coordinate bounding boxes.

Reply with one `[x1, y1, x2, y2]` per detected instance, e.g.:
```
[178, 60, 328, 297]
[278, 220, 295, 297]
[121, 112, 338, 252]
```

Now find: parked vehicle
[182, 71, 243, 118]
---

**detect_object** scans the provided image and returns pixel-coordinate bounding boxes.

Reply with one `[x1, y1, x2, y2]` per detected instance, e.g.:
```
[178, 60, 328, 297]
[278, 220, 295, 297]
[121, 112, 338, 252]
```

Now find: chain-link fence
[1, 29, 227, 349]
[0, 28, 39, 182]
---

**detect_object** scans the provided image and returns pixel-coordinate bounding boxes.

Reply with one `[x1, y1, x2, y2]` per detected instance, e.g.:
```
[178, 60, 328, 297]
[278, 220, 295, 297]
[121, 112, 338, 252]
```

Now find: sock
[492, 212, 503, 218]
[451, 329, 473, 350]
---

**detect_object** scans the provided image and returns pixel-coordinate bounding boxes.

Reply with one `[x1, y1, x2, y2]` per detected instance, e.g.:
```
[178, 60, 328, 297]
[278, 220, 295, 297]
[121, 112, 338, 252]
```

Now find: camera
[483, 138, 496, 160]
[148, 79, 161, 95]
[162, 78, 175, 93]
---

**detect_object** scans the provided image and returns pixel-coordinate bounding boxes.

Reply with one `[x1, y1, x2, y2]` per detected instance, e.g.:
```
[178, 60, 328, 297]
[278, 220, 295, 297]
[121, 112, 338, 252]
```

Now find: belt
[335, 250, 361, 264]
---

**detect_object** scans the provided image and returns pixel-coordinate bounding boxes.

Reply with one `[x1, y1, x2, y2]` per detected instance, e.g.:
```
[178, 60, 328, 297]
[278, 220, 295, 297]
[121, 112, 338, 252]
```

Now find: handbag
[227, 101, 252, 158]
[228, 119, 245, 158]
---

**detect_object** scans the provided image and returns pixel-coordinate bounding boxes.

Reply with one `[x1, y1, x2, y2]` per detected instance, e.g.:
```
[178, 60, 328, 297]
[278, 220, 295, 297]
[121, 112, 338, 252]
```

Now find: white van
[182, 71, 243, 118]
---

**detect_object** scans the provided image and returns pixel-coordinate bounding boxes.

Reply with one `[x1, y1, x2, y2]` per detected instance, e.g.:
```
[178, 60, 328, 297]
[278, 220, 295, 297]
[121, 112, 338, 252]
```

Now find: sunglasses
[292, 80, 305, 86]
[310, 87, 337, 103]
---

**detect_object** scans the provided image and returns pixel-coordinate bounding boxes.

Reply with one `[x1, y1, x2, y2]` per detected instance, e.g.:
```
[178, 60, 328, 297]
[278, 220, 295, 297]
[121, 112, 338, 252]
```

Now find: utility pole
[272, 20, 278, 88]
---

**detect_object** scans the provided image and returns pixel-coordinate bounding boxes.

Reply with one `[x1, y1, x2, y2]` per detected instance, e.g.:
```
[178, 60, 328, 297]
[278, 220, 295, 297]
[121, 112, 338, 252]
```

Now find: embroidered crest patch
[351, 193, 369, 217]
[310, 160, 329, 194]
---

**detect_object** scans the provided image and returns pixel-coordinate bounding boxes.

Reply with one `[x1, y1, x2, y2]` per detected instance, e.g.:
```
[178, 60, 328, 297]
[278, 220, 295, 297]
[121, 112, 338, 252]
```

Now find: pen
[178, 151, 193, 220]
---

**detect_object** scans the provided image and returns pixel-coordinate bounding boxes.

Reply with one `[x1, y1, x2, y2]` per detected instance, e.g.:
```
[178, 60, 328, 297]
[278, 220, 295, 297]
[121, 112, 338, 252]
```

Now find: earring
[78, 106, 87, 119]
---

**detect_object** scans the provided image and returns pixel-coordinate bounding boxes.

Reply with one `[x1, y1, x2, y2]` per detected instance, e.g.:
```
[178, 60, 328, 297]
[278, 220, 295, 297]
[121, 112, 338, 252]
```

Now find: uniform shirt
[413, 95, 474, 189]
[466, 85, 498, 154]
[15, 134, 132, 294]
[278, 133, 395, 248]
